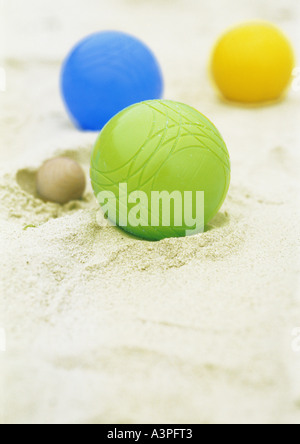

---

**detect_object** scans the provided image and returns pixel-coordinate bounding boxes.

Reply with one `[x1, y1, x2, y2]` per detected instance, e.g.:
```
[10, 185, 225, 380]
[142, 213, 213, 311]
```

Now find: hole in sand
[16, 168, 39, 198]
[16, 165, 94, 209]
[205, 211, 230, 232]
[16, 146, 92, 201]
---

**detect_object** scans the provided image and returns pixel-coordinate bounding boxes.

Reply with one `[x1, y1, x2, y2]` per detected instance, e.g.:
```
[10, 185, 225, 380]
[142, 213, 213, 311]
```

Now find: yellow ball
[211, 21, 295, 104]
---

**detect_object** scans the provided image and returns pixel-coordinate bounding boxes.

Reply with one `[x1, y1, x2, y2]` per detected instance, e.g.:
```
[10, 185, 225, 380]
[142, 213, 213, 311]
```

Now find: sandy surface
[1, 0, 300, 424]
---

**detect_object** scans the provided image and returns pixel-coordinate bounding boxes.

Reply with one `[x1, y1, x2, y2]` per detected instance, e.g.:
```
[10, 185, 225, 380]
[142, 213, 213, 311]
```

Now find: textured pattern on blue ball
[61, 31, 163, 131]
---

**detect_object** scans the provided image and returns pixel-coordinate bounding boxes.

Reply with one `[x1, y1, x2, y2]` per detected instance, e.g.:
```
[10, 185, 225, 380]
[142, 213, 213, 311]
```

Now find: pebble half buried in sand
[36, 157, 86, 204]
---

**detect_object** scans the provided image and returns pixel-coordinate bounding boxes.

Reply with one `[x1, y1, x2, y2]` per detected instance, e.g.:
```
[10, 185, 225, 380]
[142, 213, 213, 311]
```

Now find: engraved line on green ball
[141, 146, 225, 224]
[145, 102, 229, 163]
[93, 121, 228, 186]
[125, 126, 188, 183]
[141, 125, 229, 175]
[136, 142, 228, 192]
[135, 110, 227, 191]
[91, 128, 183, 181]
[148, 100, 226, 149]
[175, 136, 229, 170]
[124, 105, 170, 181]
[145, 105, 229, 168]
[92, 130, 229, 192]
[170, 106, 225, 146]
[182, 126, 229, 162]
[126, 108, 158, 180]
[135, 108, 170, 189]
[93, 124, 172, 176]
[92, 126, 170, 180]
[128, 133, 179, 183]
[92, 142, 228, 196]
[91, 179, 181, 238]
[91, 169, 125, 189]
[149, 102, 229, 167]
[161, 101, 229, 159]
[93, 116, 227, 177]
[179, 121, 227, 157]
[172, 129, 229, 172]
[190, 152, 208, 182]
[92, 104, 171, 177]
[137, 108, 182, 190]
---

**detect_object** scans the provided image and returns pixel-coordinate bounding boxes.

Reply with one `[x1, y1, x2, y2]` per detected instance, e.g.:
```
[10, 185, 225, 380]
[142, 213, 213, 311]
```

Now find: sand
[1, 0, 300, 424]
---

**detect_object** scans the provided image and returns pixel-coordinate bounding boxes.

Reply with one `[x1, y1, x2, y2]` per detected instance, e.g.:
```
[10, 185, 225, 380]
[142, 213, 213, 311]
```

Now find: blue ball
[61, 31, 164, 131]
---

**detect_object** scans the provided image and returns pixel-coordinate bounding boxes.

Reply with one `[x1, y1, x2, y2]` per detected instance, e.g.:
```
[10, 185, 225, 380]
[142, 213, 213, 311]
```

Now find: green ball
[91, 100, 230, 241]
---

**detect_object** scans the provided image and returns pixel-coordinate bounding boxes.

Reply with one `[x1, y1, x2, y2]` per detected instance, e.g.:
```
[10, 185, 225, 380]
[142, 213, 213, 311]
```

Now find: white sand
[1, 0, 300, 424]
